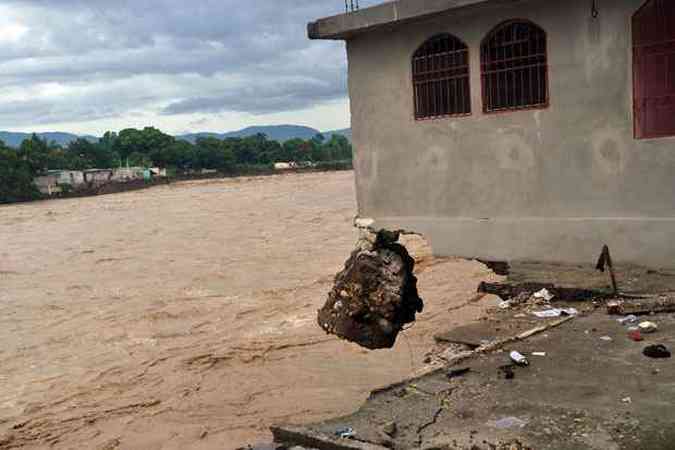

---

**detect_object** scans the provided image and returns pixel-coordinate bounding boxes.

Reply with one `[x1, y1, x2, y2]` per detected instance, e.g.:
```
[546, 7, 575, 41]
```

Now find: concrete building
[48, 170, 85, 187]
[34, 174, 62, 196]
[83, 169, 113, 187]
[310, 0, 675, 268]
[112, 167, 145, 182]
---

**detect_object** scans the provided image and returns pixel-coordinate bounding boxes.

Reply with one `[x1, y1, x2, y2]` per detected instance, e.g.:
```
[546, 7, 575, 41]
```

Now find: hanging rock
[317, 230, 424, 350]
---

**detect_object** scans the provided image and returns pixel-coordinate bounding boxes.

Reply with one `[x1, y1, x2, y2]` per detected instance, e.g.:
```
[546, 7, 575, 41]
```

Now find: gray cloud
[0, 0, 378, 128]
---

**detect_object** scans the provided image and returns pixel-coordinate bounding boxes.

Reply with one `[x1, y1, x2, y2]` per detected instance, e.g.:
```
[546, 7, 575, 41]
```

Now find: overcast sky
[0, 0, 380, 135]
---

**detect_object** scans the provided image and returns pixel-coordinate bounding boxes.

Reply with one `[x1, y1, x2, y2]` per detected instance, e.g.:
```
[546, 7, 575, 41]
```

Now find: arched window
[481, 20, 548, 113]
[412, 34, 471, 119]
[633, 0, 675, 139]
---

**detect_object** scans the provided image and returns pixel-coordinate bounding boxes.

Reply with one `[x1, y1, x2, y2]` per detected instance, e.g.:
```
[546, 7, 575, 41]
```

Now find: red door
[633, 0, 675, 139]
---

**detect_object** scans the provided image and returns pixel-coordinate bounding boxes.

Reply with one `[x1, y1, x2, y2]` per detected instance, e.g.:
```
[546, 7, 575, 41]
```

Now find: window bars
[345, 0, 360, 13]
[412, 34, 471, 120]
[633, 0, 675, 139]
[481, 21, 549, 113]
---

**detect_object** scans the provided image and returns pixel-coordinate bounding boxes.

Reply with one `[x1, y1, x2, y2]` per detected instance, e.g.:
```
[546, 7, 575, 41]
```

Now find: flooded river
[0, 172, 496, 449]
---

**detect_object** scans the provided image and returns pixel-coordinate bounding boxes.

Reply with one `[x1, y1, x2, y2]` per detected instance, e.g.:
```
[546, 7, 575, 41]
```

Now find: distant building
[309, 0, 675, 268]
[83, 169, 113, 187]
[112, 167, 145, 182]
[48, 170, 85, 187]
[34, 174, 62, 196]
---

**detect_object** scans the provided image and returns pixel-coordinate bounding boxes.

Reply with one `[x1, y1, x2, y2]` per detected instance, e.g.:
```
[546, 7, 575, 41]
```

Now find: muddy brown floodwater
[0, 171, 498, 449]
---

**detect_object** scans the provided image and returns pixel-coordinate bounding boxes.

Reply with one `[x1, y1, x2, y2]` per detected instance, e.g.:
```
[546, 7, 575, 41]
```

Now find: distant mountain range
[0, 125, 352, 148]
[0, 131, 97, 148]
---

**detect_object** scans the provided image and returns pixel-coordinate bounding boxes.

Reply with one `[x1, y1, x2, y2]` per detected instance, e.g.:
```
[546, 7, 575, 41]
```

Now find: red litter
[628, 329, 644, 342]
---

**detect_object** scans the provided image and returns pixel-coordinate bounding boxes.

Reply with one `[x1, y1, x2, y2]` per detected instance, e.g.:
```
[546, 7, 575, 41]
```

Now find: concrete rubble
[317, 230, 424, 350]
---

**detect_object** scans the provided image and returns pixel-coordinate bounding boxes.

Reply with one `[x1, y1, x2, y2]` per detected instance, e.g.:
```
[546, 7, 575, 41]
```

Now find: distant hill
[322, 128, 352, 142]
[0, 125, 352, 148]
[0, 131, 97, 147]
[178, 125, 323, 144]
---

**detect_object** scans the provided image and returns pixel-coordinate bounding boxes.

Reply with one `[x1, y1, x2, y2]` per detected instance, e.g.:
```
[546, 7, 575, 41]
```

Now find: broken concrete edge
[271, 315, 578, 448]
[353, 216, 421, 237]
[270, 425, 389, 450]
[354, 216, 511, 277]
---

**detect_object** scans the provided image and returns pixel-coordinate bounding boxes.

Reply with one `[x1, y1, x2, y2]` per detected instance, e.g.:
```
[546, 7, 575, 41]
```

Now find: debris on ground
[317, 229, 424, 350]
[643, 344, 671, 359]
[607, 296, 675, 316]
[510, 351, 529, 366]
[492, 417, 529, 430]
[334, 427, 355, 439]
[628, 328, 644, 342]
[532, 352, 547, 357]
[617, 315, 639, 325]
[533, 288, 555, 302]
[532, 308, 578, 318]
[600, 336, 613, 342]
[478, 282, 601, 302]
[638, 321, 658, 334]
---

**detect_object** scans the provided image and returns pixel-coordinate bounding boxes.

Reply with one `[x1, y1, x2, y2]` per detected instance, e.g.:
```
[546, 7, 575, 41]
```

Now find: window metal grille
[633, 0, 675, 139]
[412, 34, 471, 120]
[481, 21, 548, 113]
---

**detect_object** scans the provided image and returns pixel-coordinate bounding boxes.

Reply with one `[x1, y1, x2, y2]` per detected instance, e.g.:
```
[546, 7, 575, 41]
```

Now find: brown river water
[0, 171, 497, 449]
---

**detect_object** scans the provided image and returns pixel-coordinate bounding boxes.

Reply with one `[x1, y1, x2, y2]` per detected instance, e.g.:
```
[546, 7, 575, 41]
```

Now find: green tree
[18, 134, 51, 175]
[195, 137, 235, 172]
[0, 141, 40, 203]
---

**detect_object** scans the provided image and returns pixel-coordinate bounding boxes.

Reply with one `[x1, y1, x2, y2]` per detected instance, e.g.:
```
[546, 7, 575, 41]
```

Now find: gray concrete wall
[347, 0, 675, 268]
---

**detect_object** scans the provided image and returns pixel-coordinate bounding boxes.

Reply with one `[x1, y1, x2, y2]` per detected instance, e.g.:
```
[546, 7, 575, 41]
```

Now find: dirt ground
[0, 171, 498, 449]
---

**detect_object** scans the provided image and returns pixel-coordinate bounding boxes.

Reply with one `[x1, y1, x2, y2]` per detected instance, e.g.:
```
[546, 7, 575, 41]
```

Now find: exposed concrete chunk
[318, 230, 424, 350]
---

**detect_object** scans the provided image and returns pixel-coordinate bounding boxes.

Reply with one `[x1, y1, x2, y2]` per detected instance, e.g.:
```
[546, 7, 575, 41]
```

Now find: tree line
[0, 127, 353, 203]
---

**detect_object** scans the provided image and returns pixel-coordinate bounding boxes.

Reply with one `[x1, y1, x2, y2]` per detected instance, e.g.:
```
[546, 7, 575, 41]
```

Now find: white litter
[617, 315, 638, 325]
[532, 308, 578, 318]
[532, 288, 555, 302]
[510, 351, 529, 366]
[600, 336, 613, 342]
[532, 352, 547, 357]
[639, 321, 658, 334]
[622, 397, 632, 404]
[493, 417, 528, 429]
[498, 300, 512, 309]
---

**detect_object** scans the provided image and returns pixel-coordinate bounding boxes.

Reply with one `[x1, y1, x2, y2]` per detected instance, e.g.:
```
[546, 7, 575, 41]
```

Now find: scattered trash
[532, 352, 547, 357]
[643, 344, 671, 359]
[498, 300, 512, 309]
[638, 321, 658, 334]
[335, 427, 355, 439]
[492, 417, 528, 430]
[514, 313, 527, 319]
[617, 315, 638, 325]
[447, 368, 471, 380]
[532, 308, 578, 319]
[606, 301, 624, 315]
[600, 336, 613, 342]
[628, 329, 643, 342]
[607, 297, 675, 316]
[499, 365, 515, 380]
[532, 288, 555, 302]
[622, 397, 632, 404]
[510, 351, 529, 366]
